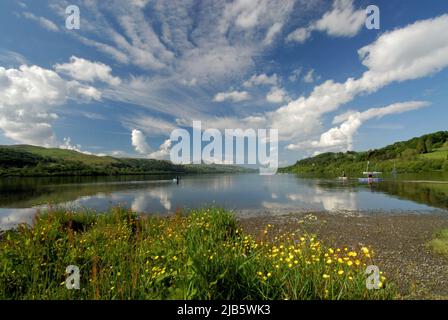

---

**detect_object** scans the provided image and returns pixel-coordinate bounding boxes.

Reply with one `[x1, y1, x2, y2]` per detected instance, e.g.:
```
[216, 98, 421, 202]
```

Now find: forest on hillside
[280, 131, 448, 175]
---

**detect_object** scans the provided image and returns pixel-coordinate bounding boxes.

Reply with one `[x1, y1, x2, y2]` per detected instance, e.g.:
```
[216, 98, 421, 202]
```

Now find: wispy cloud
[213, 90, 251, 103]
[22, 11, 59, 32]
[286, 0, 364, 43]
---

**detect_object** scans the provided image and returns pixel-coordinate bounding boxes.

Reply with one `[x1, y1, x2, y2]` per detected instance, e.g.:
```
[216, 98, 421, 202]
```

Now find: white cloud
[131, 129, 172, 160]
[213, 90, 251, 102]
[160, 14, 448, 155]
[54, 56, 121, 86]
[131, 129, 151, 154]
[270, 14, 448, 143]
[357, 14, 448, 85]
[0, 64, 100, 146]
[221, 0, 295, 31]
[287, 101, 430, 151]
[303, 69, 316, 83]
[22, 2, 447, 161]
[0, 50, 28, 66]
[60, 137, 93, 155]
[149, 139, 172, 159]
[125, 115, 178, 137]
[313, 0, 365, 37]
[264, 22, 283, 45]
[180, 45, 255, 83]
[286, 0, 364, 43]
[181, 78, 198, 87]
[76, 35, 130, 65]
[286, 27, 311, 43]
[288, 68, 302, 82]
[243, 73, 278, 87]
[50, 0, 300, 84]
[22, 12, 59, 32]
[72, 84, 102, 101]
[266, 86, 289, 103]
[130, 0, 150, 8]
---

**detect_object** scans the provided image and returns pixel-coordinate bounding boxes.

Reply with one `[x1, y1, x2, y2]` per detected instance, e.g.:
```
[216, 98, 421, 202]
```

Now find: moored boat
[358, 162, 382, 183]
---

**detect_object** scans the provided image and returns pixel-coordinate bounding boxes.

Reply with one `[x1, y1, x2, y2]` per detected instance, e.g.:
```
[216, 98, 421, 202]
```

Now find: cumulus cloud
[131, 129, 172, 160]
[131, 129, 151, 154]
[54, 56, 121, 86]
[149, 139, 172, 159]
[287, 101, 430, 151]
[266, 86, 289, 103]
[0, 64, 100, 146]
[286, 27, 311, 43]
[188, 14, 448, 151]
[60, 137, 94, 155]
[286, 0, 364, 43]
[243, 73, 278, 87]
[25, 3, 447, 161]
[213, 90, 251, 102]
[313, 0, 365, 37]
[269, 14, 448, 143]
[357, 14, 448, 85]
[160, 14, 448, 156]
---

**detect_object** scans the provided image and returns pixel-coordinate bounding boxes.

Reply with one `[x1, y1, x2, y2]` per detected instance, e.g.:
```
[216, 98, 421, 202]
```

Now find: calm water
[1, 173, 447, 229]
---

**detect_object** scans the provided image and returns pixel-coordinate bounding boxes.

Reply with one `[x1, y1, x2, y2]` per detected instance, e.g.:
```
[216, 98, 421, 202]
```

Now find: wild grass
[428, 229, 448, 257]
[0, 207, 396, 300]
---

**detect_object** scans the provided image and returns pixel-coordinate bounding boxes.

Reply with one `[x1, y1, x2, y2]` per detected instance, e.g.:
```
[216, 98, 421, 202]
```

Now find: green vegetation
[280, 131, 448, 175]
[0, 207, 395, 300]
[428, 229, 448, 257]
[0, 145, 252, 177]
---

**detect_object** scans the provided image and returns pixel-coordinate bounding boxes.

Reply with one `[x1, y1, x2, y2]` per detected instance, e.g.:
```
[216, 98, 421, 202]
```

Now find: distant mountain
[280, 131, 448, 175]
[0, 145, 254, 176]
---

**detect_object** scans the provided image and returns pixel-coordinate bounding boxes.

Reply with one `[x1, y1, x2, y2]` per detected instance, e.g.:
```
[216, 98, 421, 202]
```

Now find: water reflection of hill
[0, 175, 176, 208]
[375, 181, 448, 210]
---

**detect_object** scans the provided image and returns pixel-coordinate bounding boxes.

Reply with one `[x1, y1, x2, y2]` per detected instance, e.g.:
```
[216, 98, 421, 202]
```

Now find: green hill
[280, 131, 448, 175]
[0, 145, 253, 177]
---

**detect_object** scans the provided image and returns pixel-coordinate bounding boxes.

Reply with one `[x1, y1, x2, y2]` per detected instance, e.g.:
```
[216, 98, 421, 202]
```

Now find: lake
[1, 173, 447, 229]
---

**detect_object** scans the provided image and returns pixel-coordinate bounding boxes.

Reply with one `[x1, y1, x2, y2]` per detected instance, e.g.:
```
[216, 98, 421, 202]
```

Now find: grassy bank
[0, 208, 395, 300]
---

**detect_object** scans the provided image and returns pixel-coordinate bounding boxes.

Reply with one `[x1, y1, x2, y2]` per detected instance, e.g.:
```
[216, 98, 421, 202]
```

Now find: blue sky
[0, 0, 447, 165]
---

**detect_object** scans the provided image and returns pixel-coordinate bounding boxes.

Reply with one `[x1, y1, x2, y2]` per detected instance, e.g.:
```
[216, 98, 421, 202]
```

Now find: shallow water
[1, 173, 447, 229]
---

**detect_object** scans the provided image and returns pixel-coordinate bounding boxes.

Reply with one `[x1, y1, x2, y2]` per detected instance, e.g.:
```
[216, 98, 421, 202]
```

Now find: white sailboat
[358, 161, 382, 183]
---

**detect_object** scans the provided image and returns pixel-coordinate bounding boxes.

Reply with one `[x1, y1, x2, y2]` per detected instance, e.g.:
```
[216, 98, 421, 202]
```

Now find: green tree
[425, 138, 433, 153]
[416, 138, 427, 154]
